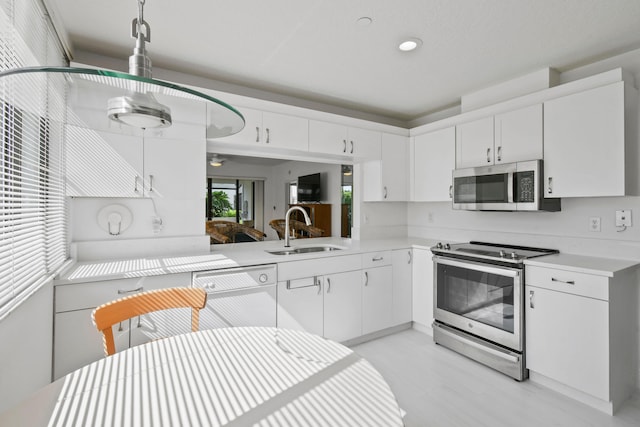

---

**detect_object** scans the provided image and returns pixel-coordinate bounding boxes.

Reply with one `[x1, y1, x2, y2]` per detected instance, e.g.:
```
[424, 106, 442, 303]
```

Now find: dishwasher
[192, 264, 277, 329]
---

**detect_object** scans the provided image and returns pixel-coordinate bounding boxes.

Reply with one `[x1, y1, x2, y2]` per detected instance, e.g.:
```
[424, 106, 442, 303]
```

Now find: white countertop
[524, 253, 639, 277]
[56, 237, 439, 285]
[57, 236, 638, 285]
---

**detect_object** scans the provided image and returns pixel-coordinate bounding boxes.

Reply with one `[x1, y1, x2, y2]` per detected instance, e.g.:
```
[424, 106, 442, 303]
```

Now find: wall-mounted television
[297, 173, 322, 202]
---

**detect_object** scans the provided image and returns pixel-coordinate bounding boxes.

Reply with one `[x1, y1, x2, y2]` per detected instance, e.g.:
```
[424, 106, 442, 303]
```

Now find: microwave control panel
[515, 171, 535, 203]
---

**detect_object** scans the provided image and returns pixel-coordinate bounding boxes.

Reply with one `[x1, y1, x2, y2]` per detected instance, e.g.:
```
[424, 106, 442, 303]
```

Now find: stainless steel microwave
[452, 160, 560, 211]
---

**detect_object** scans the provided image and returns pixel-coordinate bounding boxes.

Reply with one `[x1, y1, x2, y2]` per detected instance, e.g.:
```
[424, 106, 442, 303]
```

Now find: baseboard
[343, 323, 412, 347]
[412, 321, 433, 336]
[529, 371, 616, 415]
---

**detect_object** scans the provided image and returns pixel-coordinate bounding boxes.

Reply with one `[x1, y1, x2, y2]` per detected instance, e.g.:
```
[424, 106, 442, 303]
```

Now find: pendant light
[107, 0, 172, 129]
[0, 0, 244, 138]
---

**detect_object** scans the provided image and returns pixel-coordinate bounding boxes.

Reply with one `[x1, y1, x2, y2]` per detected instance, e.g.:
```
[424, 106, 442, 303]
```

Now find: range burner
[431, 241, 557, 265]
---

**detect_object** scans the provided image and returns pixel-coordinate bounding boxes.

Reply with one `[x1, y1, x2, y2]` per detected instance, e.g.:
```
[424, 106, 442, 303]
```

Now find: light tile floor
[351, 329, 640, 427]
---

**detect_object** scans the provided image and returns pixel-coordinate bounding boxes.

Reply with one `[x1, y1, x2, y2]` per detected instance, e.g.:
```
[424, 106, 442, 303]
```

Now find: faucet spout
[284, 206, 311, 247]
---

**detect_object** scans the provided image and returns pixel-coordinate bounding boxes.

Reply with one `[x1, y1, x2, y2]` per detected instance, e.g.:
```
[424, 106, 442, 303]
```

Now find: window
[0, 0, 67, 319]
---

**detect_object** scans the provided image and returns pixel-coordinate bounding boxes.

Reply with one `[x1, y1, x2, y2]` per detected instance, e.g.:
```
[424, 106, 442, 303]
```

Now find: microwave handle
[507, 171, 514, 203]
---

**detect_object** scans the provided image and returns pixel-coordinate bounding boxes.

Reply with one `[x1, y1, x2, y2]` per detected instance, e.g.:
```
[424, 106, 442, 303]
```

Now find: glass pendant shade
[0, 66, 245, 138]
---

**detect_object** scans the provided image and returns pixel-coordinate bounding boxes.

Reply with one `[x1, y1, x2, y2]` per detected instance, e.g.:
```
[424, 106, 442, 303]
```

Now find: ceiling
[46, 0, 640, 123]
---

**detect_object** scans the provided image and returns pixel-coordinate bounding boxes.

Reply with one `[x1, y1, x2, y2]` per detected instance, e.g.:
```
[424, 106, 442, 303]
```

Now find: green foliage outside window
[211, 191, 233, 217]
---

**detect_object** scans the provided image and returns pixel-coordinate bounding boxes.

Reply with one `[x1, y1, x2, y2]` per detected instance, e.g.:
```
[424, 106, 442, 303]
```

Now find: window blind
[0, 0, 67, 319]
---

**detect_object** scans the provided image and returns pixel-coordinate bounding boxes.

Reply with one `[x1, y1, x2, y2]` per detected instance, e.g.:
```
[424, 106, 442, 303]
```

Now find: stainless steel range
[431, 241, 558, 381]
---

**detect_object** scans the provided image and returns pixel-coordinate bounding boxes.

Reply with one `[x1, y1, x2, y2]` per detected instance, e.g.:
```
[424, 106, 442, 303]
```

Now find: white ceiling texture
[46, 0, 640, 125]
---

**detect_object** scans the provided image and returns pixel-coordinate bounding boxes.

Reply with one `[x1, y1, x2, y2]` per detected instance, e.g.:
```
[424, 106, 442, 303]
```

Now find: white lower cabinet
[277, 269, 362, 342]
[53, 273, 191, 379]
[362, 251, 393, 335]
[278, 251, 407, 342]
[323, 270, 363, 342]
[411, 248, 434, 331]
[276, 276, 324, 336]
[526, 285, 608, 399]
[525, 264, 638, 414]
[391, 248, 413, 325]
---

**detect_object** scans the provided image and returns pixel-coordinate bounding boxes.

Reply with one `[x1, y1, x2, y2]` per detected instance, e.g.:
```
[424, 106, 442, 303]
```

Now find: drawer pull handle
[372, 256, 384, 262]
[118, 286, 143, 294]
[551, 277, 575, 285]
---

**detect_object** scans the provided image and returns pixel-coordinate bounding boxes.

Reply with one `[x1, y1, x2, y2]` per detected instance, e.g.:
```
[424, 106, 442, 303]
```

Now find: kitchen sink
[266, 245, 344, 255]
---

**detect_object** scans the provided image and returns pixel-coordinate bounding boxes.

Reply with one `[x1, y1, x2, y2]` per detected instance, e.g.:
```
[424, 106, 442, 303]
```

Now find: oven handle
[432, 255, 521, 277]
[435, 323, 520, 364]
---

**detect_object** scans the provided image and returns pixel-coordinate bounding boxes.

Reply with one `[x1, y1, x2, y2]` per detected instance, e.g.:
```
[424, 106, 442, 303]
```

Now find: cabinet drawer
[361, 251, 392, 269]
[55, 273, 191, 313]
[278, 254, 361, 281]
[525, 266, 608, 301]
[284, 277, 319, 290]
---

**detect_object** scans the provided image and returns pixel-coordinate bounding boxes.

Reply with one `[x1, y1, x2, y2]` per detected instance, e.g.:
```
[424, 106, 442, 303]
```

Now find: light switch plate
[616, 210, 632, 227]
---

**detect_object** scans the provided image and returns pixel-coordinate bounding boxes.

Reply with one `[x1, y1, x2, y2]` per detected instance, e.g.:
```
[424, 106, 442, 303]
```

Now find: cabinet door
[412, 127, 455, 201]
[211, 106, 263, 145]
[543, 82, 625, 197]
[262, 112, 309, 151]
[380, 133, 409, 201]
[323, 270, 362, 342]
[526, 285, 609, 400]
[455, 116, 494, 168]
[54, 273, 191, 378]
[65, 127, 143, 197]
[54, 308, 129, 379]
[494, 104, 542, 164]
[309, 120, 349, 155]
[276, 278, 323, 336]
[411, 248, 433, 330]
[362, 134, 408, 201]
[362, 265, 393, 334]
[391, 249, 412, 325]
[143, 136, 205, 198]
[349, 127, 381, 160]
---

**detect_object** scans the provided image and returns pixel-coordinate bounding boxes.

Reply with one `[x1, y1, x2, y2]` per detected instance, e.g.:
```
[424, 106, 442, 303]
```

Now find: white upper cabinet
[494, 104, 543, 163]
[455, 116, 494, 168]
[456, 104, 542, 168]
[65, 127, 144, 197]
[308, 121, 382, 159]
[262, 111, 309, 151]
[213, 106, 263, 145]
[309, 120, 350, 156]
[412, 126, 456, 202]
[211, 107, 309, 152]
[543, 82, 625, 198]
[349, 127, 382, 160]
[362, 133, 408, 201]
[66, 131, 204, 198]
[143, 136, 205, 199]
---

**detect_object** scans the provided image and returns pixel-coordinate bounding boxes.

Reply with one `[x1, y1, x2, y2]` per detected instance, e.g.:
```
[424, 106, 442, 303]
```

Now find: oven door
[433, 256, 522, 351]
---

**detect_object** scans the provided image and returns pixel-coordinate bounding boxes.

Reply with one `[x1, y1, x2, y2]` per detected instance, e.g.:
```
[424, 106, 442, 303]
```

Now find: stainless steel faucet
[284, 206, 312, 247]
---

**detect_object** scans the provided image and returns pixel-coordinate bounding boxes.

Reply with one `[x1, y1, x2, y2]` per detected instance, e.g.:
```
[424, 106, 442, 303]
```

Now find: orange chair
[92, 287, 207, 356]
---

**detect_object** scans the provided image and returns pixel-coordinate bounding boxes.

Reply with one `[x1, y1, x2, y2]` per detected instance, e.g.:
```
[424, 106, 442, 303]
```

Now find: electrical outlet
[589, 217, 601, 232]
[615, 210, 632, 227]
[427, 212, 434, 223]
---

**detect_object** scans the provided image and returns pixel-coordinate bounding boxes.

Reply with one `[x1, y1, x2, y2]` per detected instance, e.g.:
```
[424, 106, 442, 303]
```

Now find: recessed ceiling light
[398, 38, 422, 52]
[356, 16, 373, 27]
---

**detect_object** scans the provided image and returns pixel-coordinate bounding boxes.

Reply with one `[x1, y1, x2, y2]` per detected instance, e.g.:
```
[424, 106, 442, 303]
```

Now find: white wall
[0, 283, 53, 413]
